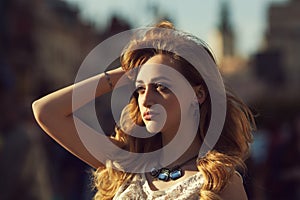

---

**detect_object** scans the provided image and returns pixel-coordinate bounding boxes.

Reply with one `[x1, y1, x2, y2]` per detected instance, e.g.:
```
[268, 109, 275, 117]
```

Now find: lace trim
[142, 171, 204, 193]
[113, 172, 204, 199]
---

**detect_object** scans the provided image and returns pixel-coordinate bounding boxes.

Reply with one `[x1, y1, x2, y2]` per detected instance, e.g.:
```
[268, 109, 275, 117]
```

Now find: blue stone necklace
[150, 155, 198, 181]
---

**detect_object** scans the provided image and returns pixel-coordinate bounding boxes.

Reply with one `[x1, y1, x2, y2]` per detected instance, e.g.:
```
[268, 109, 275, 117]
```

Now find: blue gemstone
[170, 169, 182, 180]
[158, 173, 169, 181]
[158, 168, 170, 181]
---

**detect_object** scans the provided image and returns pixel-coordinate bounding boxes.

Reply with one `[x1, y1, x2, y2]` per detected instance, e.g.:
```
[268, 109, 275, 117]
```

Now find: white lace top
[112, 172, 204, 200]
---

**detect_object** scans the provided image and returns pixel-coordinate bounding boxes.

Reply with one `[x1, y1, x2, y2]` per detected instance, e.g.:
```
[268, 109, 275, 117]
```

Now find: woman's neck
[166, 137, 200, 169]
[162, 130, 201, 168]
[160, 119, 201, 169]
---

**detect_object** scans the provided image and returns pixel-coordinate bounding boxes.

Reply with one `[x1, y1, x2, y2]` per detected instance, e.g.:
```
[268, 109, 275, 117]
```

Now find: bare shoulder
[219, 172, 248, 200]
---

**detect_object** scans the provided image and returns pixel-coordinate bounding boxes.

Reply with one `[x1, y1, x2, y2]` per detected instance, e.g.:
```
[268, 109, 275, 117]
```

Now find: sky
[64, 0, 288, 58]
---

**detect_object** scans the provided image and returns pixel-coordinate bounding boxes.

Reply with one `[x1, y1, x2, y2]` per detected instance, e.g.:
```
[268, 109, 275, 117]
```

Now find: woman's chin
[145, 121, 164, 134]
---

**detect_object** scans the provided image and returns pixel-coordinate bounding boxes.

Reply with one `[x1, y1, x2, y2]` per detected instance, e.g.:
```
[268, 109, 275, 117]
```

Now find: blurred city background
[0, 0, 299, 199]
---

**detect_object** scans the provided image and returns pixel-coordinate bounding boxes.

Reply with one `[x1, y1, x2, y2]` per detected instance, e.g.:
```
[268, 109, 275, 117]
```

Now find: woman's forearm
[32, 67, 125, 120]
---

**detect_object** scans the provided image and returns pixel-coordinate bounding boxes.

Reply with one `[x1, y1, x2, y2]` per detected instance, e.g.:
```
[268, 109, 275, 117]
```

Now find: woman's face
[135, 54, 196, 136]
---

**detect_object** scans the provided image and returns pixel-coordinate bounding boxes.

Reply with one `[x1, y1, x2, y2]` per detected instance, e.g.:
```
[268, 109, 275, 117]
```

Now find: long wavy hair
[93, 21, 255, 200]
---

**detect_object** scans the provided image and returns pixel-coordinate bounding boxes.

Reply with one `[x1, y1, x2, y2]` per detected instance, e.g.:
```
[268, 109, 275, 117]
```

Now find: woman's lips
[143, 110, 158, 120]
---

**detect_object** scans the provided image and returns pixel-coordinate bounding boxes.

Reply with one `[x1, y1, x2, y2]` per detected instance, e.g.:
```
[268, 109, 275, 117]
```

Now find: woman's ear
[193, 85, 206, 105]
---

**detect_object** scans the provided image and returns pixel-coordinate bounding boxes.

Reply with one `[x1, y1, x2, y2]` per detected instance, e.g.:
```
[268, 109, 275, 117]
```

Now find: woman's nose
[141, 86, 155, 107]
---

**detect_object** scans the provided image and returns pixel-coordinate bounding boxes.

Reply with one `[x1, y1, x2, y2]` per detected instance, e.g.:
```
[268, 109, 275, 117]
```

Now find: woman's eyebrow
[135, 80, 144, 85]
[136, 76, 172, 84]
[151, 77, 172, 82]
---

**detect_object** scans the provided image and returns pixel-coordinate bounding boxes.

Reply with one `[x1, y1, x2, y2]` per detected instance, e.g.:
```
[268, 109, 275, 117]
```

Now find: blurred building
[0, 0, 104, 103]
[213, 0, 235, 61]
[213, 0, 300, 106]
[244, 0, 300, 129]
[209, 0, 247, 76]
[251, 2, 300, 198]
[255, 0, 300, 95]
[33, 0, 102, 89]
[207, 0, 263, 104]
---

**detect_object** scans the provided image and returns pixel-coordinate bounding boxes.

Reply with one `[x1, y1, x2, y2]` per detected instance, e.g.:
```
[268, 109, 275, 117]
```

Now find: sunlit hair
[93, 21, 255, 200]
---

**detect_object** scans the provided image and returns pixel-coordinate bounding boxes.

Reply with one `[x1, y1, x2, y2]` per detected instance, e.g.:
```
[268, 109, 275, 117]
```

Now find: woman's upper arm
[32, 99, 121, 169]
[32, 68, 127, 169]
[218, 172, 248, 200]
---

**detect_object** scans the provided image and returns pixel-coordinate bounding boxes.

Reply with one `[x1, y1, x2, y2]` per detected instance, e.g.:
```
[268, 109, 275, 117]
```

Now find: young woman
[32, 21, 255, 200]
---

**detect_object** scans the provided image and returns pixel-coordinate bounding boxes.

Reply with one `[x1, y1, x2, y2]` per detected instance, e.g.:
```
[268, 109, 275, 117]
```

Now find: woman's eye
[155, 83, 168, 92]
[135, 86, 145, 94]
